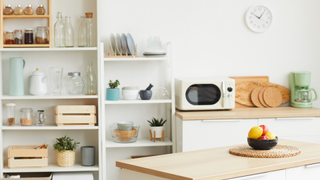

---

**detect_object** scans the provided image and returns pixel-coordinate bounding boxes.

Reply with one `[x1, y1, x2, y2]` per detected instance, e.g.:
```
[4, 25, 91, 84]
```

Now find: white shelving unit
[0, 0, 101, 179]
[100, 42, 175, 180]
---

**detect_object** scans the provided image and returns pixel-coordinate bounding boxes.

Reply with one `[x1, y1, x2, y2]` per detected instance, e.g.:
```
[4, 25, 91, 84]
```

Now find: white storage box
[52, 172, 93, 180]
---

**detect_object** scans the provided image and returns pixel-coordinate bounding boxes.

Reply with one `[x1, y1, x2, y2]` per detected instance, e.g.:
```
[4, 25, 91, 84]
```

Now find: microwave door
[186, 84, 221, 105]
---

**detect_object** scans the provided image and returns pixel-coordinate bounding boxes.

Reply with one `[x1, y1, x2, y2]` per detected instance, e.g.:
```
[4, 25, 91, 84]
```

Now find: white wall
[100, 0, 320, 108]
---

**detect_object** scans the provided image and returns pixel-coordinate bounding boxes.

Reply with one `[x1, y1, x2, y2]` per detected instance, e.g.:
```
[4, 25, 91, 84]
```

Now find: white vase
[150, 126, 164, 138]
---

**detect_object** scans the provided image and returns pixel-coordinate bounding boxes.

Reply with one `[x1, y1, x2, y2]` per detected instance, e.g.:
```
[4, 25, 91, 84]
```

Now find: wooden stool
[149, 130, 165, 142]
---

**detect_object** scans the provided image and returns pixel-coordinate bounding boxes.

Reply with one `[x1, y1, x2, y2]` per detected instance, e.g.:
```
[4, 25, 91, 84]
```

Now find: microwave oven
[175, 78, 235, 111]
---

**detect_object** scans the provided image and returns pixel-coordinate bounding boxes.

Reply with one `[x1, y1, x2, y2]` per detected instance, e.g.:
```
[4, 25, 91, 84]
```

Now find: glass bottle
[78, 16, 86, 47]
[36, 110, 46, 126]
[85, 12, 94, 47]
[54, 12, 65, 47]
[67, 72, 84, 95]
[85, 62, 97, 95]
[65, 16, 74, 47]
[13, 5, 23, 15]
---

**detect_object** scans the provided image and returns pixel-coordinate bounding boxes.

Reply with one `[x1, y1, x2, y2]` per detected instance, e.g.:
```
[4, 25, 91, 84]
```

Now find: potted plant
[106, 79, 120, 101]
[53, 135, 80, 167]
[147, 117, 167, 138]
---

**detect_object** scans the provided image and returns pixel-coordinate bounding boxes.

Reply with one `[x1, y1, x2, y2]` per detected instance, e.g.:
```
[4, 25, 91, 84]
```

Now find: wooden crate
[8, 145, 48, 169]
[54, 105, 96, 126]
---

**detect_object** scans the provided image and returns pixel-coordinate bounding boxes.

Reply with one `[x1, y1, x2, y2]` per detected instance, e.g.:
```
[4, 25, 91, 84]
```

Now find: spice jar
[24, 28, 34, 44]
[36, 110, 46, 126]
[6, 103, 16, 126]
[20, 108, 34, 126]
[5, 30, 14, 44]
[3, 5, 14, 15]
[14, 29, 23, 44]
[36, 5, 45, 15]
[35, 26, 48, 44]
[24, 5, 34, 15]
[14, 4, 23, 15]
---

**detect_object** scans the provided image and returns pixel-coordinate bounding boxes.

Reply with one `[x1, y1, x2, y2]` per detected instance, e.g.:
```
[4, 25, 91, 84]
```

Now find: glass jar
[14, 4, 23, 15]
[24, 5, 34, 15]
[3, 5, 14, 15]
[5, 103, 16, 126]
[24, 28, 33, 44]
[20, 108, 34, 126]
[155, 85, 170, 99]
[65, 16, 74, 47]
[78, 16, 86, 47]
[36, 5, 45, 15]
[67, 72, 84, 95]
[5, 30, 14, 44]
[85, 12, 94, 47]
[35, 26, 48, 44]
[54, 11, 65, 47]
[14, 29, 23, 44]
[36, 110, 46, 126]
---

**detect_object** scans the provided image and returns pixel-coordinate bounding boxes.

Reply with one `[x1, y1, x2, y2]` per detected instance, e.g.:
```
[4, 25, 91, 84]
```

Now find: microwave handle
[221, 81, 225, 108]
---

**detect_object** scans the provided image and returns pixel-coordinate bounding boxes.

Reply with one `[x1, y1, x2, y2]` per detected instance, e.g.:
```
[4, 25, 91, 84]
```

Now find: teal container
[106, 88, 119, 101]
[9, 57, 25, 96]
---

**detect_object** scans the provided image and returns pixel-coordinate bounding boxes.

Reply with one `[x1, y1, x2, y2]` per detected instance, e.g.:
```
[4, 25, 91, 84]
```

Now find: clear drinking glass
[65, 16, 74, 47]
[54, 11, 65, 47]
[85, 12, 94, 47]
[85, 62, 97, 95]
[49, 67, 63, 96]
[78, 16, 86, 47]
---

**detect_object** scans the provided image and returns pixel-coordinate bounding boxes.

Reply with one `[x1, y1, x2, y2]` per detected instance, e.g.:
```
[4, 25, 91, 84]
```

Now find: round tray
[229, 144, 301, 158]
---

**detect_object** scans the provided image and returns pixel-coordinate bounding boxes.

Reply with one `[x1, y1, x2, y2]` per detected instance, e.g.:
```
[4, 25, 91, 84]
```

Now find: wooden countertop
[117, 140, 320, 180]
[175, 107, 320, 120]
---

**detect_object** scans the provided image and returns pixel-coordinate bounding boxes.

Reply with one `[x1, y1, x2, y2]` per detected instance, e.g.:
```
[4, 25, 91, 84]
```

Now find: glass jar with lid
[35, 26, 48, 44]
[24, 5, 34, 15]
[36, 110, 46, 126]
[3, 5, 14, 15]
[14, 29, 23, 44]
[5, 30, 14, 44]
[20, 108, 34, 126]
[6, 103, 16, 126]
[24, 28, 33, 44]
[66, 72, 84, 95]
[14, 4, 23, 15]
[36, 5, 45, 15]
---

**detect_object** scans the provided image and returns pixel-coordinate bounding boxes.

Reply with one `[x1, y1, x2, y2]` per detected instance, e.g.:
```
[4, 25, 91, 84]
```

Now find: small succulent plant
[147, 117, 167, 127]
[108, 80, 120, 89]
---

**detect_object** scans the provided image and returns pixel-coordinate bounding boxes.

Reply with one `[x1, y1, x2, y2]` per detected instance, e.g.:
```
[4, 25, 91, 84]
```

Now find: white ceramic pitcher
[29, 68, 48, 95]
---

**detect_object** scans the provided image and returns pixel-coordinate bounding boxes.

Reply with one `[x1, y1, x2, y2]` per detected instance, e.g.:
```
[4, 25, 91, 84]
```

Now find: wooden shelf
[3, 15, 50, 19]
[106, 138, 173, 148]
[104, 99, 172, 105]
[3, 163, 99, 173]
[2, 125, 99, 130]
[3, 44, 50, 48]
[1, 94, 98, 100]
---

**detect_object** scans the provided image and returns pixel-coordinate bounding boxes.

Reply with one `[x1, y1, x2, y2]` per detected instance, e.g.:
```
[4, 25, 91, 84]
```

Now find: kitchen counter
[117, 139, 320, 180]
[175, 107, 320, 120]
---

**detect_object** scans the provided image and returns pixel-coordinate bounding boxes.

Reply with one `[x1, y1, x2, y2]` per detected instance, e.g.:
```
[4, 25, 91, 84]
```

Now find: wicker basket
[56, 150, 75, 167]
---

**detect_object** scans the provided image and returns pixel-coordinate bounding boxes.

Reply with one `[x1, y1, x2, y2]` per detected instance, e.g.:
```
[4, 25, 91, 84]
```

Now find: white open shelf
[0, 47, 98, 52]
[104, 56, 169, 61]
[2, 125, 99, 130]
[1, 95, 98, 100]
[104, 99, 172, 104]
[3, 163, 99, 173]
[106, 138, 173, 148]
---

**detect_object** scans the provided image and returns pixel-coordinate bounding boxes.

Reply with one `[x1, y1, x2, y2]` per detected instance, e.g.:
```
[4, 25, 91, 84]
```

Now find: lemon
[248, 126, 263, 139]
[265, 132, 276, 139]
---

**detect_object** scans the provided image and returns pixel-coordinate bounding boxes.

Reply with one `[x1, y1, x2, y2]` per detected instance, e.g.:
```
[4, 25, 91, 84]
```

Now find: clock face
[245, 5, 272, 32]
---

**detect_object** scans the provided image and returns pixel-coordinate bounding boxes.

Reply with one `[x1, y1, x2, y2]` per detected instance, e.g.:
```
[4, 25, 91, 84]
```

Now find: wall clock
[245, 5, 272, 32]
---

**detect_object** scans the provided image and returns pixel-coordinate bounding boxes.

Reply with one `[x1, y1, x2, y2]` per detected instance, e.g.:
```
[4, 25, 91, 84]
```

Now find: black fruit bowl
[247, 137, 278, 150]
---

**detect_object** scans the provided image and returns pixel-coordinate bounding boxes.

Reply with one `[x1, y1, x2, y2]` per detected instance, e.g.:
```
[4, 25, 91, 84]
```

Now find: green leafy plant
[108, 80, 120, 89]
[53, 136, 80, 152]
[147, 117, 167, 127]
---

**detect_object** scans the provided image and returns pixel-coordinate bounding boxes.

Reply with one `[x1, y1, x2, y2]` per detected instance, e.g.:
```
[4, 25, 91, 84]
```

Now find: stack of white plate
[110, 33, 136, 55]
[143, 36, 166, 56]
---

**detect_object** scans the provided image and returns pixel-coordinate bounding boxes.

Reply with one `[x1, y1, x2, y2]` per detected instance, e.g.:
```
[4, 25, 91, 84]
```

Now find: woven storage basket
[56, 150, 75, 167]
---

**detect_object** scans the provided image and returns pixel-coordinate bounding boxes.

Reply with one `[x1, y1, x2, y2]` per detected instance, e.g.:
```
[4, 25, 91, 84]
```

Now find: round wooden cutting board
[258, 87, 268, 107]
[263, 87, 282, 107]
[251, 87, 264, 108]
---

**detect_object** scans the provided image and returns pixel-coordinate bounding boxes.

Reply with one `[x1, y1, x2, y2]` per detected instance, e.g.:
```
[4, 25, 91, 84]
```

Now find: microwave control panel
[225, 79, 235, 108]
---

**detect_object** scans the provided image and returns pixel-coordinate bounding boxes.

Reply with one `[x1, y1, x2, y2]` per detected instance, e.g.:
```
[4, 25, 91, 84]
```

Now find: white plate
[143, 50, 166, 54]
[116, 33, 122, 53]
[110, 33, 117, 54]
[126, 33, 136, 56]
[121, 33, 128, 55]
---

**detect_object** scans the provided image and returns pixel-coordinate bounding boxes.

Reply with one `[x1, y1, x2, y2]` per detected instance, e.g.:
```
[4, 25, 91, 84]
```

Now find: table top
[175, 107, 320, 120]
[117, 139, 320, 180]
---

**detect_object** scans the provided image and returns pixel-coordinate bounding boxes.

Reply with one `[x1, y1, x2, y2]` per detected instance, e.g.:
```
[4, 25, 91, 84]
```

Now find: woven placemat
[229, 145, 301, 158]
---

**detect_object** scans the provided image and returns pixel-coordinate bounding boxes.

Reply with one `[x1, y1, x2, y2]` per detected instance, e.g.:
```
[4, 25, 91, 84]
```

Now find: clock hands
[259, 10, 266, 19]
[252, 13, 260, 19]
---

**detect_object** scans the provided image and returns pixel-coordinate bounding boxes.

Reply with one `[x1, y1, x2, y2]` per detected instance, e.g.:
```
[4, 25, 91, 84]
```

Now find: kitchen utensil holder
[106, 44, 139, 58]
[149, 129, 165, 142]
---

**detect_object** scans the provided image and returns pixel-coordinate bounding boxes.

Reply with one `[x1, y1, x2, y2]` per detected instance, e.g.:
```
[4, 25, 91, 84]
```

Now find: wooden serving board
[229, 76, 269, 108]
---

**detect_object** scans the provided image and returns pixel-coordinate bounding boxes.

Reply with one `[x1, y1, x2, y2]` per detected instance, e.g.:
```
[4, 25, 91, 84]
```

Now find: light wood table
[117, 139, 320, 180]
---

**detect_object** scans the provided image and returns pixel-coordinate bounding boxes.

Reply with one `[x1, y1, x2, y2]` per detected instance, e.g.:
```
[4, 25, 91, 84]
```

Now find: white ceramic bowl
[122, 89, 139, 100]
